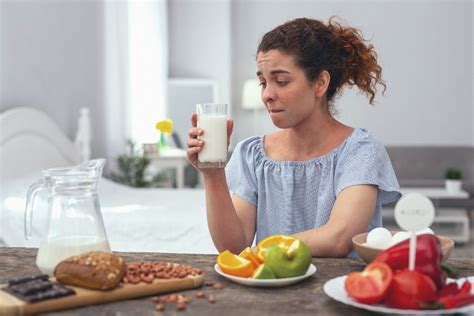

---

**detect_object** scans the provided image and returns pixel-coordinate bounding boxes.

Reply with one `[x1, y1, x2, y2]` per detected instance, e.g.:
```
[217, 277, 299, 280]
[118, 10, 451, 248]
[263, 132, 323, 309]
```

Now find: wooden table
[1, 248, 473, 315]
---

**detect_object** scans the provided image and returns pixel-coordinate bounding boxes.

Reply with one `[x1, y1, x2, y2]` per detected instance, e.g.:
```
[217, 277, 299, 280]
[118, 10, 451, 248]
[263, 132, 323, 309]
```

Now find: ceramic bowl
[352, 232, 455, 264]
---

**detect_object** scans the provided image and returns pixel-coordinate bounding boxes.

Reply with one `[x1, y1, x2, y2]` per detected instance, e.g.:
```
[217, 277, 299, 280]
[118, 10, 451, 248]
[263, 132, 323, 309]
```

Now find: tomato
[345, 262, 393, 304]
[384, 269, 437, 310]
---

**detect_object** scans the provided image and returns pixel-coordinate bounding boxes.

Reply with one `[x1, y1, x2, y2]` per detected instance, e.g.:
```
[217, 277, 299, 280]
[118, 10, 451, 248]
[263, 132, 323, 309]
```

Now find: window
[127, 0, 168, 144]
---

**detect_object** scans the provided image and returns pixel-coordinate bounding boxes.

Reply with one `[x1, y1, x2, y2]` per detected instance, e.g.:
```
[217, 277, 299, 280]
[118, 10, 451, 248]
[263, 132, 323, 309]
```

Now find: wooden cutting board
[0, 274, 204, 316]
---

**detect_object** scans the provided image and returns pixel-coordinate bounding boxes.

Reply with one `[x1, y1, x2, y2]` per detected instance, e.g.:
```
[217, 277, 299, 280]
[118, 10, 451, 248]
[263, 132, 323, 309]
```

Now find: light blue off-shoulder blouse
[225, 128, 401, 254]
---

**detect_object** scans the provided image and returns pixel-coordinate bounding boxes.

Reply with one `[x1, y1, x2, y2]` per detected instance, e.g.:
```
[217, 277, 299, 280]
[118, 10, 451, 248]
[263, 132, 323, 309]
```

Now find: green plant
[110, 139, 168, 187]
[444, 168, 462, 180]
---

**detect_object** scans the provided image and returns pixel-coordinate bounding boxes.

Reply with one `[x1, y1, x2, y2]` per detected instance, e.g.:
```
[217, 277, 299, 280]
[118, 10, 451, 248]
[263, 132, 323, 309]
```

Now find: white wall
[1, 0, 472, 170]
[0, 0, 111, 160]
[472, 0, 474, 147]
[231, 0, 473, 146]
[168, 0, 232, 107]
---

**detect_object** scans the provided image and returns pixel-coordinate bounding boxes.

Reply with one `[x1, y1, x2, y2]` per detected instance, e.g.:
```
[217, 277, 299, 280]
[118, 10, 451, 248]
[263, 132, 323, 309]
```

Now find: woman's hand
[186, 113, 234, 174]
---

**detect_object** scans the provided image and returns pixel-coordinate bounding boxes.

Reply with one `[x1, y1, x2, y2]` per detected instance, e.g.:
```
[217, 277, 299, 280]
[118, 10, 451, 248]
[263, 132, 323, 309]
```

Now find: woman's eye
[276, 81, 288, 86]
[259, 81, 266, 87]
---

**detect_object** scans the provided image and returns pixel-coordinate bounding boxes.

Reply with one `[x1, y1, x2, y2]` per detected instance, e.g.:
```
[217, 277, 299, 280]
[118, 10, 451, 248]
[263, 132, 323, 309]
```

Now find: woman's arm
[294, 184, 378, 257]
[187, 113, 257, 254]
[203, 171, 257, 254]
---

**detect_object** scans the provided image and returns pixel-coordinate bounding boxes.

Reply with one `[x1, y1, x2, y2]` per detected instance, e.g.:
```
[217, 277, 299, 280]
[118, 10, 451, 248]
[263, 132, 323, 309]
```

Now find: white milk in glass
[197, 103, 228, 168]
[198, 114, 227, 165]
[36, 235, 110, 275]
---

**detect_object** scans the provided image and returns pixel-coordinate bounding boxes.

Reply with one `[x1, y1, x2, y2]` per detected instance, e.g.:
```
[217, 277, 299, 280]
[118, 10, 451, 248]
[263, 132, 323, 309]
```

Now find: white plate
[214, 263, 317, 287]
[323, 275, 474, 314]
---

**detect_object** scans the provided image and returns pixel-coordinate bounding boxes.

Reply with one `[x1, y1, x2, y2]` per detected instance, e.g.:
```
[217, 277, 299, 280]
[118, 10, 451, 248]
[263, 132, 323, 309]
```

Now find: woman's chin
[271, 120, 292, 129]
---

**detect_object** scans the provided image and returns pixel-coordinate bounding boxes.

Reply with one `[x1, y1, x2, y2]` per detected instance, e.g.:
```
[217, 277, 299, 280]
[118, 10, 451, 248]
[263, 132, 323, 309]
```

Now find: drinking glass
[196, 103, 228, 168]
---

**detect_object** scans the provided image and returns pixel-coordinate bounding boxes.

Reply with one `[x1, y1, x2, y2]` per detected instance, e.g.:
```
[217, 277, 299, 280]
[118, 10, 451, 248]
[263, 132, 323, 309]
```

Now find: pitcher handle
[25, 179, 45, 240]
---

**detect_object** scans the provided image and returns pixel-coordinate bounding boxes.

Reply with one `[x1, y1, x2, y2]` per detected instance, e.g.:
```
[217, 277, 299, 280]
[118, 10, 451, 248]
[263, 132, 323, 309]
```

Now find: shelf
[382, 207, 470, 243]
[400, 187, 469, 199]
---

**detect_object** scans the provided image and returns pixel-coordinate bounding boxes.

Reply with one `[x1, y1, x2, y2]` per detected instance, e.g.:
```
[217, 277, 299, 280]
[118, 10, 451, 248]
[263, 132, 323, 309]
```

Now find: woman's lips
[269, 109, 284, 113]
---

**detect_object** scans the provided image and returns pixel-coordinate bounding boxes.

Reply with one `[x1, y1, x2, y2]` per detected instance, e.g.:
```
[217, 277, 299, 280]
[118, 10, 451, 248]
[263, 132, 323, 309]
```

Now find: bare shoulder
[263, 130, 283, 146]
[338, 124, 355, 142]
[262, 130, 286, 159]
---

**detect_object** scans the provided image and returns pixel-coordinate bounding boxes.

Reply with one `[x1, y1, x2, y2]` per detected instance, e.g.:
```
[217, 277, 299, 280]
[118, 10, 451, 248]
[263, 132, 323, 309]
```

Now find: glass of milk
[196, 103, 229, 168]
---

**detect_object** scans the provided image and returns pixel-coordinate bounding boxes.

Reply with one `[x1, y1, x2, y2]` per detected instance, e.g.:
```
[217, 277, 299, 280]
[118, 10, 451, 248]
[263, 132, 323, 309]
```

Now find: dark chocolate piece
[9, 280, 53, 295]
[3, 275, 75, 303]
[23, 284, 75, 303]
[7, 274, 49, 286]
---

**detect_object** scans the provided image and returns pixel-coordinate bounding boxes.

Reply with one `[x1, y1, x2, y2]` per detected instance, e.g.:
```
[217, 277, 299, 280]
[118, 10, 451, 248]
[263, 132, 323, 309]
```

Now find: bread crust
[54, 251, 126, 290]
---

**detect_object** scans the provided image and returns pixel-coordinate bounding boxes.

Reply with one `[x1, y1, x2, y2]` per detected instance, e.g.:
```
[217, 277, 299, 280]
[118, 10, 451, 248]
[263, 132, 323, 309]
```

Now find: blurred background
[0, 0, 472, 255]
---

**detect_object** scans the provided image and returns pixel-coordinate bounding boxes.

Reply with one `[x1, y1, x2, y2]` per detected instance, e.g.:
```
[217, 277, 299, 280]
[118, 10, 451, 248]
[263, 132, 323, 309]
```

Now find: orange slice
[256, 235, 298, 262]
[217, 250, 254, 278]
[238, 247, 261, 268]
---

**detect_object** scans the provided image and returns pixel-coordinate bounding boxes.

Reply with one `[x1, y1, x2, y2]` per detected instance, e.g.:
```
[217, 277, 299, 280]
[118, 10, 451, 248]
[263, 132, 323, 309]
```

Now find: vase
[445, 180, 462, 194]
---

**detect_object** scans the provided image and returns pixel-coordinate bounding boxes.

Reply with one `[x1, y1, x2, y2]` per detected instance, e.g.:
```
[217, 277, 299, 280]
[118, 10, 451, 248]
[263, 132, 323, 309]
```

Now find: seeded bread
[54, 251, 126, 290]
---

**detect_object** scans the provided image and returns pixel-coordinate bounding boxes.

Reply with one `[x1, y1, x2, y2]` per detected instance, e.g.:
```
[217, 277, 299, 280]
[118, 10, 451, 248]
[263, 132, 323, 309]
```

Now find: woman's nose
[262, 85, 276, 105]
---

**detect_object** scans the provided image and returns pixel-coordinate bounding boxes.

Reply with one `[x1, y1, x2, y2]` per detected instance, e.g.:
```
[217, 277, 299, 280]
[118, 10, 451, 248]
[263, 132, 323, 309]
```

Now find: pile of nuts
[121, 261, 203, 284]
[153, 293, 190, 311]
[117, 261, 225, 312]
[151, 282, 224, 311]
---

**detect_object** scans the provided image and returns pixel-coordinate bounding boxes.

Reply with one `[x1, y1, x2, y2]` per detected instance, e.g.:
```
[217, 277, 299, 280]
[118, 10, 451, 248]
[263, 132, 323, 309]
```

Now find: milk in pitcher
[36, 235, 110, 275]
[197, 114, 228, 167]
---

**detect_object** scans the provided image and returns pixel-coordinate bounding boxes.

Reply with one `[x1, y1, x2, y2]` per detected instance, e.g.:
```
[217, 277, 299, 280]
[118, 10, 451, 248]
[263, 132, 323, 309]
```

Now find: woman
[187, 17, 401, 257]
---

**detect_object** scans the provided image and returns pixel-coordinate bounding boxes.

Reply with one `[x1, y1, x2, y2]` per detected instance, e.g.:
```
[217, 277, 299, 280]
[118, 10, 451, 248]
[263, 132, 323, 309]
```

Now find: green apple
[252, 264, 276, 279]
[264, 239, 311, 278]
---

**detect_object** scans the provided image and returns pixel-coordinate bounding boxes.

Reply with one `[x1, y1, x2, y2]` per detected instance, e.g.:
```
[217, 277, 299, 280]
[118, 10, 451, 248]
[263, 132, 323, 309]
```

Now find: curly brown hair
[257, 17, 386, 105]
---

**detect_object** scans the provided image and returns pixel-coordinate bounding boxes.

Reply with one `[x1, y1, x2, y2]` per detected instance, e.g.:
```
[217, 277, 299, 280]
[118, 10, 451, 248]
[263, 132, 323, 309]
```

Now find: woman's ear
[314, 70, 330, 98]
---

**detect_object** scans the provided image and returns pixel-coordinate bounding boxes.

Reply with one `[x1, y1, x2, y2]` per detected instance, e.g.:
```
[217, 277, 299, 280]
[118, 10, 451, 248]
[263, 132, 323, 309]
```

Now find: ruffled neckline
[255, 128, 362, 166]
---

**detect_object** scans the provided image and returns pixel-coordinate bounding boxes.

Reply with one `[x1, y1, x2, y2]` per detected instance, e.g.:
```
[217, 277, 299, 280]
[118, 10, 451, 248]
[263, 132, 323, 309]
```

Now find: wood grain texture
[1, 274, 203, 315]
[0, 248, 473, 315]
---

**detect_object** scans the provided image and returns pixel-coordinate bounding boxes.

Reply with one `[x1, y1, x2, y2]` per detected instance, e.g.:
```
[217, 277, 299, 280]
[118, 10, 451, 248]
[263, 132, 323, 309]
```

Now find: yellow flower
[155, 118, 173, 134]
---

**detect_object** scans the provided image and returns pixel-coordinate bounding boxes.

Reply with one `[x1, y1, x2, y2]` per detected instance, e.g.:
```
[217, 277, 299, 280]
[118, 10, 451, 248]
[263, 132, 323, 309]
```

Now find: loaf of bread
[54, 251, 126, 290]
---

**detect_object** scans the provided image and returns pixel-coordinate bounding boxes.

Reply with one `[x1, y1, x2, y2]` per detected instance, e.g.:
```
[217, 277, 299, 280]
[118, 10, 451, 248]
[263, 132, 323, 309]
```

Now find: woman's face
[256, 49, 319, 129]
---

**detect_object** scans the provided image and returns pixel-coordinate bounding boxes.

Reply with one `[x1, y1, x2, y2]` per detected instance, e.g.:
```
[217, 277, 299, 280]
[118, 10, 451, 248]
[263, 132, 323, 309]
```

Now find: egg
[390, 231, 410, 246]
[366, 227, 392, 249]
[416, 227, 434, 235]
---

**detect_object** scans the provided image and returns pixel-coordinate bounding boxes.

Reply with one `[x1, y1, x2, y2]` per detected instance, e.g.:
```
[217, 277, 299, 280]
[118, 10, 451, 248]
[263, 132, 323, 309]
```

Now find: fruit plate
[214, 264, 317, 287]
[323, 275, 474, 314]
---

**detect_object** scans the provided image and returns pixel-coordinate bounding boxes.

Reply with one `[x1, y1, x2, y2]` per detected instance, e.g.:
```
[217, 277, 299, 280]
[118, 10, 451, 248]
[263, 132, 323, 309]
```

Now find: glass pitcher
[25, 159, 111, 275]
